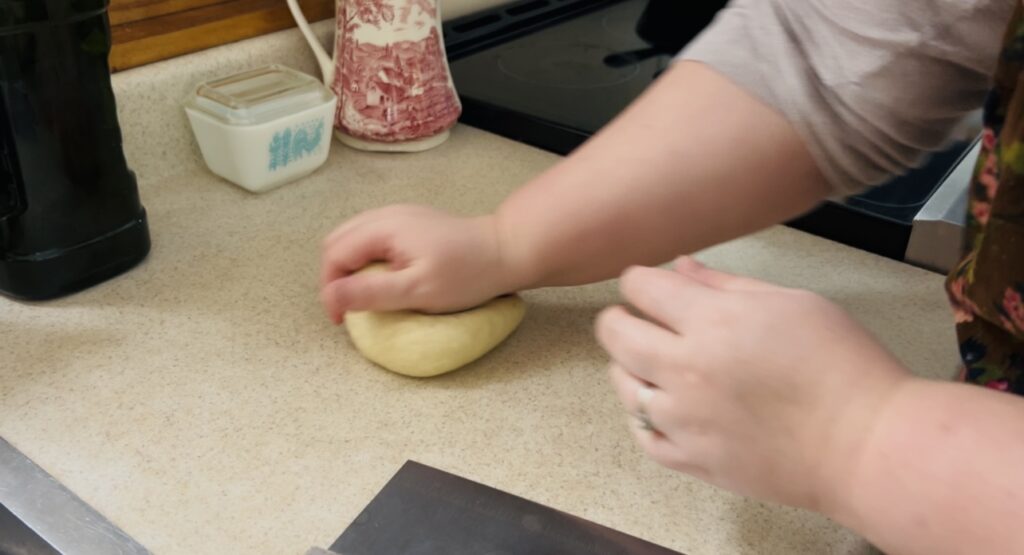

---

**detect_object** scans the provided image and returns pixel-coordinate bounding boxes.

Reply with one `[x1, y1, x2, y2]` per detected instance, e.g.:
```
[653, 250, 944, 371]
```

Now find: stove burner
[604, 46, 660, 68]
[498, 44, 640, 89]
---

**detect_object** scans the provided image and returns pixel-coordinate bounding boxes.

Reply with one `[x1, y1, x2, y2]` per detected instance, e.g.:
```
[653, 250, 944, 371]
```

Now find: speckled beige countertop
[0, 19, 958, 555]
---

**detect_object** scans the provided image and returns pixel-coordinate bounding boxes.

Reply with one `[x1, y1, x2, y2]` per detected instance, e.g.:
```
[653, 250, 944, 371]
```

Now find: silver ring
[634, 383, 656, 432]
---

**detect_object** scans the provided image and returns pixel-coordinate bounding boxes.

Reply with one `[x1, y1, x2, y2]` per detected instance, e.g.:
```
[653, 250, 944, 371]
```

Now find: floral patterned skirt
[945, 5, 1024, 394]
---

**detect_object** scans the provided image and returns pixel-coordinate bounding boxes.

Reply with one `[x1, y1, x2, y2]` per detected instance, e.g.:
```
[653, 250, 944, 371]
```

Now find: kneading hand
[320, 205, 524, 323]
[595, 258, 911, 513]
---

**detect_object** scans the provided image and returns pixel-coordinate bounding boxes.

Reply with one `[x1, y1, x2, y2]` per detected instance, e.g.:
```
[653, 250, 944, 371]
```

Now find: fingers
[608, 363, 668, 419]
[618, 265, 714, 332]
[321, 205, 427, 253]
[321, 206, 393, 250]
[609, 362, 673, 446]
[596, 305, 681, 386]
[628, 418, 709, 478]
[322, 215, 366, 250]
[673, 257, 777, 292]
[608, 363, 709, 475]
[320, 223, 398, 287]
[321, 269, 418, 323]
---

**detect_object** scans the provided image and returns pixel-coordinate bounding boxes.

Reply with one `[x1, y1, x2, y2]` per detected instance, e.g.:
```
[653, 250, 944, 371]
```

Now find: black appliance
[443, 0, 973, 260]
[637, 0, 723, 55]
[0, 0, 150, 301]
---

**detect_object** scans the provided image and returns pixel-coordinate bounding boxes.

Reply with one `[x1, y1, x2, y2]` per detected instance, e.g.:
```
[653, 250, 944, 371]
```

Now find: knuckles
[594, 306, 623, 344]
[618, 265, 655, 299]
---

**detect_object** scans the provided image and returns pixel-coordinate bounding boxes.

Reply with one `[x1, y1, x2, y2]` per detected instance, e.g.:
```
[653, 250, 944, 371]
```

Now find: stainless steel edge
[0, 437, 149, 555]
[905, 138, 981, 274]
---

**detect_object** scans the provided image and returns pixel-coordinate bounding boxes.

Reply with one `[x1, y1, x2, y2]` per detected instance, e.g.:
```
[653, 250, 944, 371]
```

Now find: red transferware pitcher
[286, 0, 462, 152]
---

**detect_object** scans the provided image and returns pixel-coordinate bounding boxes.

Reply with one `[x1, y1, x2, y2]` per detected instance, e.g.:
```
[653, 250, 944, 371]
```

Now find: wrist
[814, 366, 918, 526]
[482, 210, 543, 293]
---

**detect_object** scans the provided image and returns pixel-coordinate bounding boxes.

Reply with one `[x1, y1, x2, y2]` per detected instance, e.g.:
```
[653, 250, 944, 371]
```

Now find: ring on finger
[634, 383, 657, 433]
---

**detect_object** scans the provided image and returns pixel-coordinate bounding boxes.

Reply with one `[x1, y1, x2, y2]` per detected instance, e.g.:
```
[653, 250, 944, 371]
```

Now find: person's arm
[319, 62, 827, 318]
[495, 61, 828, 289]
[319, 0, 1009, 318]
[832, 380, 1024, 555]
[487, 0, 1013, 290]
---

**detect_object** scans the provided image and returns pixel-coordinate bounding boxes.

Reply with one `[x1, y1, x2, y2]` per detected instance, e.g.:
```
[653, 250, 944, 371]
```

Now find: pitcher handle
[285, 0, 336, 84]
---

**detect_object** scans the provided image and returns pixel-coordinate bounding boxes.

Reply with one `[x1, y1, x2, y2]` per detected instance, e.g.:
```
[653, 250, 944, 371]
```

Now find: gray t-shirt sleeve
[679, 0, 1012, 195]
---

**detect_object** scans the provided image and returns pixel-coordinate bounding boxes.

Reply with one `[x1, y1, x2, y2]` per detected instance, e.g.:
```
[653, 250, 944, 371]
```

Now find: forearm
[832, 379, 1024, 555]
[495, 61, 829, 289]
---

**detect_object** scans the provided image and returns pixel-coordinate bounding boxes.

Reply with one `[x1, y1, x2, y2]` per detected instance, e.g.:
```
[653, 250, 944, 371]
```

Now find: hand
[595, 258, 912, 513]
[320, 205, 527, 323]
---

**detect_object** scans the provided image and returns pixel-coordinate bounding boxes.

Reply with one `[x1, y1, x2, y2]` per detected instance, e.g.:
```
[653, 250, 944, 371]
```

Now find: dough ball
[344, 266, 526, 377]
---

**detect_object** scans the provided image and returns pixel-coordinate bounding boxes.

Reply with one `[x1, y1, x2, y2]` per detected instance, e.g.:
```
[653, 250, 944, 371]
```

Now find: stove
[443, 0, 975, 263]
[445, 0, 667, 153]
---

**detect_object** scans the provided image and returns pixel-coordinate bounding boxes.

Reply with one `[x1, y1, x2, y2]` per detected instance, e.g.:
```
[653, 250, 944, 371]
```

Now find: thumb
[322, 269, 419, 322]
[673, 257, 777, 292]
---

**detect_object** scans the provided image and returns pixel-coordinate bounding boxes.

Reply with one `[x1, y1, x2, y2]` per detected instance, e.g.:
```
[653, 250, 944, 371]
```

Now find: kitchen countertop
[0, 21, 958, 555]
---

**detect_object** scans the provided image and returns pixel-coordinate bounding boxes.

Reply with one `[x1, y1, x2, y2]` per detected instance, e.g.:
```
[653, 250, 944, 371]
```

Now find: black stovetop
[445, 0, 664, 154]
[443, 0, 973, 260]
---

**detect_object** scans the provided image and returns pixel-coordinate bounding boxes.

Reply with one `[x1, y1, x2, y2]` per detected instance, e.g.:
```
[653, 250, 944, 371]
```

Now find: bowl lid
[185, 65, 334, 126]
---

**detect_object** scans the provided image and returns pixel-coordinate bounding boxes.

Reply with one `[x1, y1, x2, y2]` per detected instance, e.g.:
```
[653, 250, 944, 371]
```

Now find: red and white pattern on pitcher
[331, 0, 461, 143]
